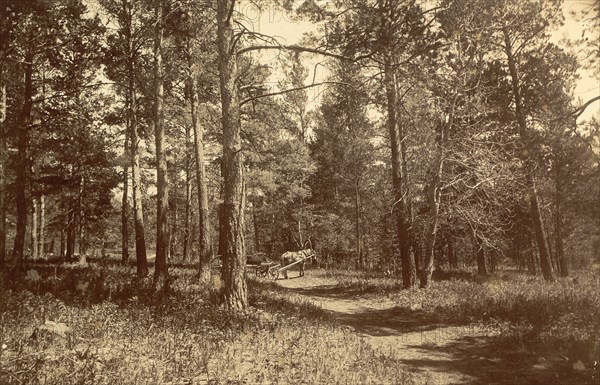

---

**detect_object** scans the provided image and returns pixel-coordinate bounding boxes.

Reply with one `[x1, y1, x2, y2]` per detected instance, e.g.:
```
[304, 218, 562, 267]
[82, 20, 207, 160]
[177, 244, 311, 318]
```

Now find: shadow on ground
[277, 280, 596, 385]
[400, 336, 589, 385]
[329, 305, 444, 336]
[294, 283, 389, 299]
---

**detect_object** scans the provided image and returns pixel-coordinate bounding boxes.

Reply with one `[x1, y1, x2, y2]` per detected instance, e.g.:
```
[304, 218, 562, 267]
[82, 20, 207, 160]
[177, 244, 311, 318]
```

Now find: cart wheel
[268, 267, 279, 280]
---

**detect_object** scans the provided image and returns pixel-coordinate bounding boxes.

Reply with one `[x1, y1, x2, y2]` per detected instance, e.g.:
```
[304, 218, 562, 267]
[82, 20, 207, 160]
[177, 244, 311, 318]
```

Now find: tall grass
[0, 265, 413, 385]
[308, 268, 600, 365]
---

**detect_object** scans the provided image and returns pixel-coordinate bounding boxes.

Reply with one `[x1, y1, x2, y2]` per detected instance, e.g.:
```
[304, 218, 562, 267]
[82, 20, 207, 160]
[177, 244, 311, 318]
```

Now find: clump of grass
[318, 268, 404, 295]
[249, 279, 336, 323]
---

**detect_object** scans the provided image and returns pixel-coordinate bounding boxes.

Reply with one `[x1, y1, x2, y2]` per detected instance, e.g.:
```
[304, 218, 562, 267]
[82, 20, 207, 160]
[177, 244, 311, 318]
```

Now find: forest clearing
[0, 0, 599, 383]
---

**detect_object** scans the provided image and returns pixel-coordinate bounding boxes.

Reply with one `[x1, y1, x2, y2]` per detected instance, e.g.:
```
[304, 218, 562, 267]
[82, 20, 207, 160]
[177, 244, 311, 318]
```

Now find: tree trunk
[421, 180, 440, 287]
[420, 111, 452, 288]
[66, 208, 76, 262]
[183, 122, 192, 262]
[12, 56, 33, 271]
[190, 73, 212, 281]
[474, 234, 488, 276]
[78, 176, 86, 264]
[38, 195, 45, 258]
[32, 197, 39, 259]
[217, 0, 248, 311]
[448, 239, 457, 268]
[128, 38, 148, 278]
[527, 231, 537, 275]
[413, 239, 421, 273]
[502, 27, 555, 282]
[123, 0, 147, 276]
[384, 56, 415, 288]
[169, 161, 178, 262]
[476, 241, 488, 276]
[355, 176, 363, 268]
[253, 205, 260, 253]
[153, 0, 169, 290]
[0, 16, 6, 269]
[122, 123, 130, 265]
[60, 230, 65, 259]
[554, 169, 568, 277]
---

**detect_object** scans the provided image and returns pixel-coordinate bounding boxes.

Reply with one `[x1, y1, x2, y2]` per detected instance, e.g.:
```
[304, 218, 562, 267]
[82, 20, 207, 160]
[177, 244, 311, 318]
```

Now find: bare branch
[32, 82, 118, 104]
[570, 95, 600, 120]
[240, 81, 350, 107]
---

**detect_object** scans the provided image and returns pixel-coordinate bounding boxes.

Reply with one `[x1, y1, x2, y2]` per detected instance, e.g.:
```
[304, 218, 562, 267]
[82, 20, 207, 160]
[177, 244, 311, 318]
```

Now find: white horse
[280, 249, 317, 278]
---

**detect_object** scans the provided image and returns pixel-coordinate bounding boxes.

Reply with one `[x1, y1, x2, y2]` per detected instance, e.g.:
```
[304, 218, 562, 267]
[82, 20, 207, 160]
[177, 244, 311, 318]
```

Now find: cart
[269, 253, 315, 280]
[254, 262, 281, 280]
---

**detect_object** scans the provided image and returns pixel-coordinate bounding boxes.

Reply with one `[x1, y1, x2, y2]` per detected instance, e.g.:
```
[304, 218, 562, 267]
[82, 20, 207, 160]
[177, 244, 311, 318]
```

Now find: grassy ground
[0, 263, 599, 384]
[287, 268, 600, 383]
[0, 264, 412, 385]
[313, 267, 600, 342]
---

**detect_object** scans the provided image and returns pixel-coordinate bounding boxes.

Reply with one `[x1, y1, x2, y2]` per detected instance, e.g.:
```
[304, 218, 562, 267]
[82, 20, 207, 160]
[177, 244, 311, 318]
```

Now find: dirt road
[276, 276, 581, 385]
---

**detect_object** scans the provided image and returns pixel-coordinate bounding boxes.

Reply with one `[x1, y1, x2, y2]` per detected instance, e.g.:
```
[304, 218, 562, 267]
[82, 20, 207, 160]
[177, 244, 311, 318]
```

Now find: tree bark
[183, 122, 191, 262]
[190, 72, 212, 281]
[502, 27, 555, 282]
[554, 167, 568, 277]
[38, 195, 45, 258]
[12, 55, 33, 271]
[169, 160, 178, 262]
[153, 0, 169, 290]
[475, 235, 488, 276]
[448, 238, 457, 268]
[252, 204, 260, 253]
[122, 120, 130, 265]
[384, 55, 415, 288]
[78, 176, 86, 263]
[217, 0, 248, 311]
[0, 0, 6, 269]
[60, 230, 65, 259]
[32, 197, 39, 259]
[420, 128, 446, 287]
[127, 17, 148, 278]
[355, 176, 363, 268]
[66, 207, 76, 261]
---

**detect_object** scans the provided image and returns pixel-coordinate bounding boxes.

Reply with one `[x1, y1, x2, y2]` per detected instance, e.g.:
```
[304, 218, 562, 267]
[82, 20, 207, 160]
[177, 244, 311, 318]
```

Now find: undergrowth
[0, 264, 413, 385]
[309, 268, 600, 368]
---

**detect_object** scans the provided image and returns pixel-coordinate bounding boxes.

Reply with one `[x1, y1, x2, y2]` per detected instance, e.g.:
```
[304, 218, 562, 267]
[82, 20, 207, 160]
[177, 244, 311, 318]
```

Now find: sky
[237, 0, 599, 122]
[84, 0, 598, 122]
[557, 0, 599, 123]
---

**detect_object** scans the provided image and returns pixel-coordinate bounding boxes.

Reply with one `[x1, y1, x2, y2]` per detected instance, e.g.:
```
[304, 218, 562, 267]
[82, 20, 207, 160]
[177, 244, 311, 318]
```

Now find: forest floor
[0, 262, 599, 385]
[273, 270, 599, 385]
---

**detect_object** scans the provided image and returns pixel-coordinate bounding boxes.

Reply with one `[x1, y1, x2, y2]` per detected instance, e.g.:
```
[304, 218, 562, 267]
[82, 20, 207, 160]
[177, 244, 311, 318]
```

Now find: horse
[280, 249, 317, 278]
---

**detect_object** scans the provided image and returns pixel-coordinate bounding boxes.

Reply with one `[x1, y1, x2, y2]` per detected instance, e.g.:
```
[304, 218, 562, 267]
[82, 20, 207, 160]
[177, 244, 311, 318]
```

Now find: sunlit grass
[0, 265, 413, 385]
[306, 267, 600, 365]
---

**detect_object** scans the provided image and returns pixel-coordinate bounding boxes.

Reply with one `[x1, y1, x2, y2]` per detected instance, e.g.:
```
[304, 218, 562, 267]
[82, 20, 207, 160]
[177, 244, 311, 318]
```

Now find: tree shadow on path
[400, 336, 589, 385]
[280, 281, 595, 385]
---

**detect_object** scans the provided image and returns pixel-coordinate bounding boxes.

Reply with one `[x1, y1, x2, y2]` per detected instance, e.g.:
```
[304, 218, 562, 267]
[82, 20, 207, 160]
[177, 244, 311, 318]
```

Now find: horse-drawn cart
[262, 252, 316, 280]
[253, 262, 280, 280]
[247, 249, 317, 280]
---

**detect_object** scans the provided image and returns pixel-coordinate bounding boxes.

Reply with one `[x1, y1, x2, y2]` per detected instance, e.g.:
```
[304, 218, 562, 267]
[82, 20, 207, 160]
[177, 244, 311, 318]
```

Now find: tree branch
[240, 81, 350, 107]
[237, 44, 373, 62]
[32, 82, 118, 104]
[570, 95, 600, 120]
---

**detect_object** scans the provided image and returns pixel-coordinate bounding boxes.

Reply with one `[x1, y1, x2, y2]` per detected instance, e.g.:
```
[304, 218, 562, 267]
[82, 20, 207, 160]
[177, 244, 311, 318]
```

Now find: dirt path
[276, 276, 580, 385]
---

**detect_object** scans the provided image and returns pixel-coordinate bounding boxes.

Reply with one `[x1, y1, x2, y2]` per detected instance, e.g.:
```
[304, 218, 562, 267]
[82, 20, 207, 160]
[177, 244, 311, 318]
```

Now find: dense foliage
[0, 0, 598, 305]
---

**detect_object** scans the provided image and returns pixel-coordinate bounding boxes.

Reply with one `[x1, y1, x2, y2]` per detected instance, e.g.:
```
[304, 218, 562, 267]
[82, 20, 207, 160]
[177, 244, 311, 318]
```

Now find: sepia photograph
[0, 0, 598, 383]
